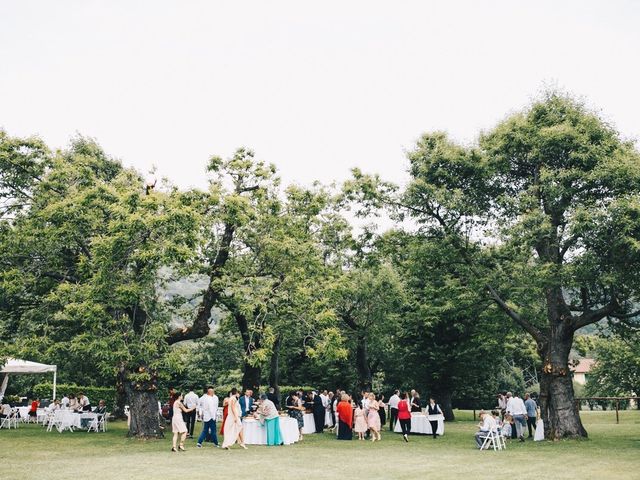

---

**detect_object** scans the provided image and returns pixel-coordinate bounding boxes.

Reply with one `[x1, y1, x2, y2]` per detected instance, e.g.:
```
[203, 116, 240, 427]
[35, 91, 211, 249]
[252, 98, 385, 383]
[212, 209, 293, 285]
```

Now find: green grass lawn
[1, 410, 639, 480]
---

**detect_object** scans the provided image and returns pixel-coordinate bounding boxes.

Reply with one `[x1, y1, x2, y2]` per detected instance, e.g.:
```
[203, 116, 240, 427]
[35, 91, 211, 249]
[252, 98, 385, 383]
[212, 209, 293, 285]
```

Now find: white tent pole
[52, 370, 57, 400]
[0, 374, 8, 402]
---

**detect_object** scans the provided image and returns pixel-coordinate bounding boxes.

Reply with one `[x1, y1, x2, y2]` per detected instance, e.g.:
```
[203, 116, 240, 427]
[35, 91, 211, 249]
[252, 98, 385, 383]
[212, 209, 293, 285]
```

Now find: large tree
[346, 92, 640, 438]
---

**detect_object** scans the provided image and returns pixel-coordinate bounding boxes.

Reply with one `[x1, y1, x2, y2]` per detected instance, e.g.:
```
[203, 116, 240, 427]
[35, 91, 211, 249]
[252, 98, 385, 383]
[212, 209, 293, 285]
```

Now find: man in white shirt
[183, 389, 199, 438]
[61, 395, 69, 409]
[505, 392, 527, 441]
[196, 387, 219, 448]
[388, 390, 400, 431]
[475, 410, 498, 449]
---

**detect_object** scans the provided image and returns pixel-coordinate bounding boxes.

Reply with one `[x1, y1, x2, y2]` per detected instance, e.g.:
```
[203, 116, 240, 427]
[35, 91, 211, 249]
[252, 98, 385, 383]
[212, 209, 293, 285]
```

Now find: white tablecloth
[394, 413, 444, 435]
[324, 410, 334, 427]
[242, 417, 299, 445]
[51, 410, 97, 430]
[301, 413, 316, 434]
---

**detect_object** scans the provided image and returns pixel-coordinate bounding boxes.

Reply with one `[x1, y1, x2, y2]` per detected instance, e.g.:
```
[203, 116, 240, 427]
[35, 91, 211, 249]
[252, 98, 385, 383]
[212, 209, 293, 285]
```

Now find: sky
[1, 0, 639, 191]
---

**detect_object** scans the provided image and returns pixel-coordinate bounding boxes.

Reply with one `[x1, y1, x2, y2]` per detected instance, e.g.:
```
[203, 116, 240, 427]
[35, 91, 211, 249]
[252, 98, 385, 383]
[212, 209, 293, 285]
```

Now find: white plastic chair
[87, 413, 108, 433]
[480, 428, 504, 451]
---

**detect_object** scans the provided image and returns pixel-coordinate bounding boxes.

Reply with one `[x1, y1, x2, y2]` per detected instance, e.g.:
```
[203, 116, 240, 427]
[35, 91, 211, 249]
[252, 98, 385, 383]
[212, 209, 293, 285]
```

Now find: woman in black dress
[286, 392, 305, 441]
[377, 394, 386, 427]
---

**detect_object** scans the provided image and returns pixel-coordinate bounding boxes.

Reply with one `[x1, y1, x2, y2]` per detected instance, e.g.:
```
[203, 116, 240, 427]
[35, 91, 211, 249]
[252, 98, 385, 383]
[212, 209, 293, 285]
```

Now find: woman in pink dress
[171, 393, 195, 451]
[353, 402, 368, 440]
[367, 392, 382, 441]
[222, 388, 247, 450]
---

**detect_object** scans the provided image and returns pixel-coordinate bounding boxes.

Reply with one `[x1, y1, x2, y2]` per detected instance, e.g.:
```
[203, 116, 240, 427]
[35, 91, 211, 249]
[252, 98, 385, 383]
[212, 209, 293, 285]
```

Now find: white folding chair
[87, 413, 107, 433]
[0, 415, 9, 429]
[480, 428, 503, 451]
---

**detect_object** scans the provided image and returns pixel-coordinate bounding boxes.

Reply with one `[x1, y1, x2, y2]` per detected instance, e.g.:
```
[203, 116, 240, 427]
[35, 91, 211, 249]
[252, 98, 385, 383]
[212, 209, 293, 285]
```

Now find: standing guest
[61, 394, 69, 409]
[312, 391, 325, 433]
[524, 393, 537, 439]
[506, 392, 527, 442]
[410, 392, 422, 412]
[258, 394, 282, 446]
[28, 398, 40, 419]
[221, 388, 247, 450]
[325, 391, 335, 428]
[220, 391, 231, 436]
[267, 387, 280, 410]
[397, 392, 412, 442]
[388, 389, 400, 431]
[197, 386, 219, 448]
[167, 387, 177, 420]
[183, 388, 199, 438]
[367, 393, 382, 442]
[336, 393, 353, 440]
[171, 393, 195, 452]
[496, 393, 507, 419]
[377, 394, 387, 428]
[475, 410, 497, 449]
[286, 392, 305, 441]
[426, 397, 444, 439]
[240, 389, 254, 418]
[353, 402, 368, 440]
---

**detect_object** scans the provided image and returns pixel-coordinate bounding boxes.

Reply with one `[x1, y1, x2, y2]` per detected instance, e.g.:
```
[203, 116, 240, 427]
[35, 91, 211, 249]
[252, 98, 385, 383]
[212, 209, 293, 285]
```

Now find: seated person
[475, 410, 497, 449]
[1, 403, 11, 419]
[94, 400, 107, 418]
[502, 414, 513, 438]
[68, 394, 79, 411]
[28, 398, 40, 418]
[78, 392, 91, 412]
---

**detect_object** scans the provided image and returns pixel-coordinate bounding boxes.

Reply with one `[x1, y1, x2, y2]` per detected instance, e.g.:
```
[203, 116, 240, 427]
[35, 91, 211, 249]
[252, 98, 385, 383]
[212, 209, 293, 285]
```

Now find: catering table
[301, 413, 317, 434]
[394, 413, 444, 435]
[49, 410, 98, 432]
[242, 416, 299, 445]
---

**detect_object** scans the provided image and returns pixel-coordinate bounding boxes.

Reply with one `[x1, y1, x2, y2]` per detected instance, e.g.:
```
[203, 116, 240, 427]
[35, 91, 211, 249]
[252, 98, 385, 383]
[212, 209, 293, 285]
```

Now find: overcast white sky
[1, 0, 638, 190]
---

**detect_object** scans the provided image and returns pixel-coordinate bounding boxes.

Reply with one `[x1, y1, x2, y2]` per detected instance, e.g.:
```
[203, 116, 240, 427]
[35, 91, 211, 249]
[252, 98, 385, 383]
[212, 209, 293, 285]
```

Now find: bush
[33, 383, 117, 411]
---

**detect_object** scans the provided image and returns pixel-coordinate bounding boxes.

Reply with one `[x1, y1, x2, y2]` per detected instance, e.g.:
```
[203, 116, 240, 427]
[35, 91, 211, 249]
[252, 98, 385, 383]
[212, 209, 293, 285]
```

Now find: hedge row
[33, 383, 117, 411]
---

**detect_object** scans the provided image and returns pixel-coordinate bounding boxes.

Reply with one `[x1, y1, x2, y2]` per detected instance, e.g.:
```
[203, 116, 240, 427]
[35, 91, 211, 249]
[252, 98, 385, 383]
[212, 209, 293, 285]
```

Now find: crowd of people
[475, 391, 540, 449]
[165, 385, 445, 452]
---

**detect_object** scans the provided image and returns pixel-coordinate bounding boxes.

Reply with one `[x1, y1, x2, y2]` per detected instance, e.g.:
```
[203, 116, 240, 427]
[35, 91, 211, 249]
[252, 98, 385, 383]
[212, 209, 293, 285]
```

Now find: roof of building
[571, 358, 596, 374]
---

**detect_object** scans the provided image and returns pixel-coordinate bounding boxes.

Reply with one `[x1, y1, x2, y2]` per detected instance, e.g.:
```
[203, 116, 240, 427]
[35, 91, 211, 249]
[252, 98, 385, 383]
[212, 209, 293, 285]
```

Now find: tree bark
[537, 323, 587, 439]
[433, 390, 455, 421]
[269, 335, 282, 400]
[355, 333, 372, 391]
[123, 373, 163, 439]
[242, 362, 262, 392]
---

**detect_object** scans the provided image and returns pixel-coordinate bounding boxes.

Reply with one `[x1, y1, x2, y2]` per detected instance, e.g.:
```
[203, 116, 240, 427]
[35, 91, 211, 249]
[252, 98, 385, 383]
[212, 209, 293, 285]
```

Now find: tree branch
[485, 283, 545, 343]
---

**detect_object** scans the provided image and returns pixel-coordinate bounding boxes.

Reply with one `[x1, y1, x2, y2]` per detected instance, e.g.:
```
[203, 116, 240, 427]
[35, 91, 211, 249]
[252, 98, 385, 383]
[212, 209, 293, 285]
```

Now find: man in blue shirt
[524, 393, 538, 438]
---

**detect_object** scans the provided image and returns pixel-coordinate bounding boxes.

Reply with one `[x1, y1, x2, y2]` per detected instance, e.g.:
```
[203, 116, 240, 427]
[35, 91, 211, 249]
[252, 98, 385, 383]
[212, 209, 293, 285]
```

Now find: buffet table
[394, 413, 444, 435]
[301, 413, 316, 434]
[242, 416, 300, 445]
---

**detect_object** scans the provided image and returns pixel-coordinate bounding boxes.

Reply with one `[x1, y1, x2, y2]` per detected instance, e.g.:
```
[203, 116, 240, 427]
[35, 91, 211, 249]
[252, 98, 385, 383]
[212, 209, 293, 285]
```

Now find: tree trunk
[433, 390, 455, 421]
[355, 333, 372, 391]
[537, 326, 587, 439]
[124, 376, 163, 439]
[268, 335, 281, 400]
[242, 362, 261, 392]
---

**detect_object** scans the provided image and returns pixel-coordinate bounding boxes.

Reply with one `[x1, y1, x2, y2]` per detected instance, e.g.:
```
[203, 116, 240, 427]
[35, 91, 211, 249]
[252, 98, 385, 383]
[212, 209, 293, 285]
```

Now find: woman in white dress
[222, 388, 247, 450]
[171, 393, 195, 452]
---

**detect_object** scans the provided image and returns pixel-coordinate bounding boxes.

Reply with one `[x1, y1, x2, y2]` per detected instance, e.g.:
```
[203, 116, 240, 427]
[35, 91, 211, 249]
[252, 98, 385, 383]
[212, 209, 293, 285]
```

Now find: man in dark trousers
[312, 391, 325, 433]
[267, 387, 280, 409]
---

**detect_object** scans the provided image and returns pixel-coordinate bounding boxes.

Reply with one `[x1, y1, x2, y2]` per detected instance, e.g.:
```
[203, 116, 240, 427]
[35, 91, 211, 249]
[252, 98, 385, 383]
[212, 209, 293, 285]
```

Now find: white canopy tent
[0, 358, 57, 402]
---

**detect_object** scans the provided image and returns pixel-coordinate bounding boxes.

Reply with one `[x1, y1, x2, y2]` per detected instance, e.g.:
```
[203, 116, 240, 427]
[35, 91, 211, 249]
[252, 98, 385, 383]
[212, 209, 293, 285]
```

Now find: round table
[394, 413, 444, 435]
[242, 416, 299, 445]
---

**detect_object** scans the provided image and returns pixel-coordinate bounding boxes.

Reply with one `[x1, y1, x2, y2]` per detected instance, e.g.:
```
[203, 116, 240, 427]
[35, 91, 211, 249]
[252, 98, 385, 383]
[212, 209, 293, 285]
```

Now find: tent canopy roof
[1, 357, 57, 374]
